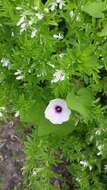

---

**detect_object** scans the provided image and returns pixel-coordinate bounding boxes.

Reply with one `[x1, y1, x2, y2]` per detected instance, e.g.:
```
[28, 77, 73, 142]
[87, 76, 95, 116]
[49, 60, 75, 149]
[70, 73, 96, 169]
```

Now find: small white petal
[44, 8, 49, 13]
[20, 27, 26, 33]
[51, 70, 65, 83]
[104, 165, 107, 170]
[16, 6, 22, 10]
[31, 29, 38, 38]
[15, 111, 20, 117]
[14, 70, 22, 75]
[35, 13, 43, 20]
[16, 75, 24, 80]
[1, 58, 11, 68]
[17, 16, 25, 26]
[80, 160, 88, 167]
[69, 11, 74, 17]
[53, 33, 63, 40]
[47, 62, 55, 68]
[20, 22, 26, 29]
[50, 3, 57, 11]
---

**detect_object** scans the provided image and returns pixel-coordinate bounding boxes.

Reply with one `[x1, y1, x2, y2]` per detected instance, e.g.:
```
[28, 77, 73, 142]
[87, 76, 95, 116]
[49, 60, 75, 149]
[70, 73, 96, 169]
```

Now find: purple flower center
[55, 105, 62, 113]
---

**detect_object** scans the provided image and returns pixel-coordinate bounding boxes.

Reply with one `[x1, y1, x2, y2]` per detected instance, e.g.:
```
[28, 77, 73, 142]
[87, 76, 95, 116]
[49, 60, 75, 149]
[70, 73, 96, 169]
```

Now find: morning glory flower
[51, 69, 65, 83]
[44, 98, 71, 124]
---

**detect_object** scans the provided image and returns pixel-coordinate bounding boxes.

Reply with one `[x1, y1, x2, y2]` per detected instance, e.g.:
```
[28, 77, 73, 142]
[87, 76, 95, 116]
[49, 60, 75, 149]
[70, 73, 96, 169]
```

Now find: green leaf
[97, 23, 107, 37]
[66, 88, 94, 120]
[81, 1, 107, 18]
[38, 118, 74, 137]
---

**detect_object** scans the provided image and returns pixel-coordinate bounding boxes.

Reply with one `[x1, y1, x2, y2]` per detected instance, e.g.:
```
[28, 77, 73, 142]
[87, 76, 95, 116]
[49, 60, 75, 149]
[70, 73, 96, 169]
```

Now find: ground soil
[0, 120, 24, 190]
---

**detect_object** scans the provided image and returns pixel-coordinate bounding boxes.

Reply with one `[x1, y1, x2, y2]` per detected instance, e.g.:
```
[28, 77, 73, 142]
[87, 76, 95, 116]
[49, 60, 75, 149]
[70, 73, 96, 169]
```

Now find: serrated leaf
[81, 1, 107, 18]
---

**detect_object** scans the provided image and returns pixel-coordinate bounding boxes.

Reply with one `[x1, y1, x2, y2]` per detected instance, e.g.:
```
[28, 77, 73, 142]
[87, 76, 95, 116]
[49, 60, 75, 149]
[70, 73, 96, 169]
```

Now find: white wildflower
[59, 53, 64, 58]
[75, 178, 81, 182]
[89, 165, 92, 171]
[17, 16, 26, 26]
[14, 70, 22, 76]
[20, 22, 26, 29]
[56, 0, 65, 9]
[80, 160, 92, 170]
[80, 160, 88, 167]
[15, 111, 20, 118]
[16, 75, 24, 80]
[16, 6, 22, 11]
[45, 98, 71, 124]
[14, 70, 24, 80]
[31, 28, 38, 38]
[44, 8, 49, 13]
[50, 2, 57, 11]
[104, 165, 107, 170]
[32, 168, 43, 176]
[20, 27, 26, 33]
[95, 129, 101, 135]
[96, 143, 104, 156]
[1, 58, 11, 69]
[51, 69, 65, 83]
[69, 10, 74, 17]
[76, 15, 81, 22]
[53, 33, 63, 40]
[35, 12, 43, 20]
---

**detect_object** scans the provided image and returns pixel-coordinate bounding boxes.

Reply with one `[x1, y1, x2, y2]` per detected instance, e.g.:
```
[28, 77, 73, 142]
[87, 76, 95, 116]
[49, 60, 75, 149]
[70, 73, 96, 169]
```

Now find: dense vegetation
[0, 0, 107, 189]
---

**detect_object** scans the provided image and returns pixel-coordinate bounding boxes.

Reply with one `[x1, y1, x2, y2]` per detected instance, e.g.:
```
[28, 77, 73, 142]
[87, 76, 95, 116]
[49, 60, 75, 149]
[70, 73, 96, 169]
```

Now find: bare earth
[0, 121, 24, 190]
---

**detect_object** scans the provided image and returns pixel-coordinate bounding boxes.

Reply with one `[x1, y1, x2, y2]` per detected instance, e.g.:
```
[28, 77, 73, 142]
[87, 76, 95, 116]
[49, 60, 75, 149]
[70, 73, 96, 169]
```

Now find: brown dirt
[0, 120, 25, 190]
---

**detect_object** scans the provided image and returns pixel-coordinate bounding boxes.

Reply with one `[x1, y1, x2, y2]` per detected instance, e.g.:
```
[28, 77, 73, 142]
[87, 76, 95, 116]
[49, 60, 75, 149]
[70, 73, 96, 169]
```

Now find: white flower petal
[51, 70, 65, 83]
[31, 29, 38, 38]
[15, 111, 20, 117]
[16, 75, 24, 80]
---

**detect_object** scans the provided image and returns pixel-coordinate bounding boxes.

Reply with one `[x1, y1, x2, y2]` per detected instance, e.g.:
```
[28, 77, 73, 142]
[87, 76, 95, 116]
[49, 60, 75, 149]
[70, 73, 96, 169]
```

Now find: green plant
[0, 0, 107, 189]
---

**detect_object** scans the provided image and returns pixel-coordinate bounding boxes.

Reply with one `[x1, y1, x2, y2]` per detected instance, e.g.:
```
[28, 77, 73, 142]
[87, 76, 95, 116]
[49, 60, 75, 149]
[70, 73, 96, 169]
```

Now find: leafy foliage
[0, 0, 107, 189]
